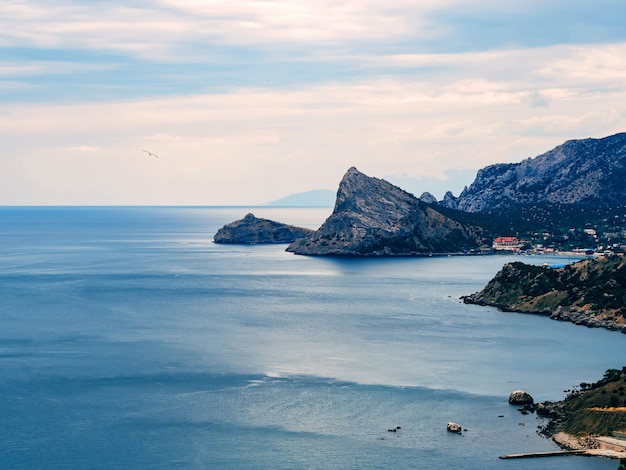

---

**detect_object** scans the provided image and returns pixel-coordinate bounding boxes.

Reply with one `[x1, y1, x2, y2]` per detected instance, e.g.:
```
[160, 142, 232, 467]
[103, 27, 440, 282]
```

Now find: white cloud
[2, 1, 626, 204]
[64, 145, 101, 152]
[0, 0, 501, 60]
[538, 44, 626, 86]
[2, 49, 625, 205]
[131, 133, 181, 142]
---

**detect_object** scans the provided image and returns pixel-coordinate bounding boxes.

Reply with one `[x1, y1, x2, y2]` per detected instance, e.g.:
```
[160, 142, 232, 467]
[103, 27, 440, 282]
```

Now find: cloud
[2, 1, 626, 204]
[523, 91, 551, 109]
[0, 0, 625, 62]
[2, 1, 422, 60]
[64, 145, 101, 152]
[131, 133, 181, 142]
[3, 49, 625, 205]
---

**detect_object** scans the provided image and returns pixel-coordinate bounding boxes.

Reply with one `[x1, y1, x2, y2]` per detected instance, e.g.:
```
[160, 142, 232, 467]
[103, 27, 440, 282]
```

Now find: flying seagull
[142, 149, 159, 158]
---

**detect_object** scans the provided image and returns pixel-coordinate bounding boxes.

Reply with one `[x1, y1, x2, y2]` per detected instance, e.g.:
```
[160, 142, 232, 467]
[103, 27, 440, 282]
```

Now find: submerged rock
[214, 213, 314, 244]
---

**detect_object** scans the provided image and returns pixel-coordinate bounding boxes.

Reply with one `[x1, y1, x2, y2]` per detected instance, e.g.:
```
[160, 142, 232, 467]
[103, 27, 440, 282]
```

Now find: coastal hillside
[462, 254, 626, 331]
[287, 167, 486, 256]
[539, 368, 626, 438]
[440, 132, 626, 232]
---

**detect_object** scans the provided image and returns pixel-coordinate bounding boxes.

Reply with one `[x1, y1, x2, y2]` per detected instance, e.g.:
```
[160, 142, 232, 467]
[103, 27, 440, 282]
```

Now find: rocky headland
[214, 213, 314, 244]
[462, 254, 626, 332]
[286, 167, 487, 256]
[534, 368, 626, 459]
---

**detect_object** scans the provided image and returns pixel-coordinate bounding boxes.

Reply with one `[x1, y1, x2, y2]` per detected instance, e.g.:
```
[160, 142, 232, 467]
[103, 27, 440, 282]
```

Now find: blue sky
[2, 0, 626, 205]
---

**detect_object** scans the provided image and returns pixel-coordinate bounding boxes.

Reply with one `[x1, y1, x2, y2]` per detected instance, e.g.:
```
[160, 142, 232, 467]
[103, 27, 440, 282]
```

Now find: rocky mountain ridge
[441, 132, 626, 215]
[287, 167, 486, 256]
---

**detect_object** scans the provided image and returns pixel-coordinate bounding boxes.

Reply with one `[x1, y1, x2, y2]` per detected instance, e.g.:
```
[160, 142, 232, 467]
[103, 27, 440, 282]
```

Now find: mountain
[439, 132, 626, 232]
[266, 189, 335, 207]
[286, 167, 486, 256]
[452, 132, 626, 212]
[214, 213, 313, 244]
[462, 254, 626, 332]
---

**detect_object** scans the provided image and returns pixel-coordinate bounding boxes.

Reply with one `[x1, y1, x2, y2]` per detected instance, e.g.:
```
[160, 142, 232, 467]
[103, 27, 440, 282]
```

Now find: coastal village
[491, 224, 626, 256]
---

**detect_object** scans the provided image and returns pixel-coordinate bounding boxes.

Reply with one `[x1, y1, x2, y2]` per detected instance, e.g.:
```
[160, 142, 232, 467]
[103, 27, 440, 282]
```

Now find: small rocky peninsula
[286, 167, 486, 256]
[462, 254, 626, 332]
[214, 213, 313, 244]
[534, 368, 626, 459]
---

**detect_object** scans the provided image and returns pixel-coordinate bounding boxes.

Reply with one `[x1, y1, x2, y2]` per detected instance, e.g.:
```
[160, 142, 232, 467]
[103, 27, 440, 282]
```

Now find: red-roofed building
[493, 236, 521, 251]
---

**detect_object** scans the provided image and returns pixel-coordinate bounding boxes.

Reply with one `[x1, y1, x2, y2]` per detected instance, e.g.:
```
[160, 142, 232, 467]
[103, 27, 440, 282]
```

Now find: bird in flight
[142, 149, 159, 158]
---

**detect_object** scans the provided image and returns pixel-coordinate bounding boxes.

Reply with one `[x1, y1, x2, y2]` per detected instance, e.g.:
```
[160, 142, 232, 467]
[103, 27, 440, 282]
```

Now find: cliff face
[286, 167, 485, 256]
[214, 213, 314, 244]
[462, 254, 626, 331]
[447, 132, 626, 213]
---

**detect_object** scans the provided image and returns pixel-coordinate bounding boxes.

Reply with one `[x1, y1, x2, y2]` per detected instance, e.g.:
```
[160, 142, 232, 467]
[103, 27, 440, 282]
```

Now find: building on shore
[493, 236, 522, 251]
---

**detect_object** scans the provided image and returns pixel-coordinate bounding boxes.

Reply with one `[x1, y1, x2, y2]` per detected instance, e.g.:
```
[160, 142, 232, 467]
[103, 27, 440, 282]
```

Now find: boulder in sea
[214, 213, 314, 244]
[447, 422, 462, 434]
[508, 390, 534, 405]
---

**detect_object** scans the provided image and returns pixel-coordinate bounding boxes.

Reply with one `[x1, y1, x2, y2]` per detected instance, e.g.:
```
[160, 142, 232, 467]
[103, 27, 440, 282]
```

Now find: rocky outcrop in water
[509, 390, 534, 405]
[286, 167, 486, 256]
[462, 254, 626, 332]
[447, 422, 463, 434]
[214, 213, 314, 244]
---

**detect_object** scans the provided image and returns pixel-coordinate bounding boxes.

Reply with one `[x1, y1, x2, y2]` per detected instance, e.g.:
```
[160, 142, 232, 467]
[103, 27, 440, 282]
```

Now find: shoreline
[552, 432, 626, 459]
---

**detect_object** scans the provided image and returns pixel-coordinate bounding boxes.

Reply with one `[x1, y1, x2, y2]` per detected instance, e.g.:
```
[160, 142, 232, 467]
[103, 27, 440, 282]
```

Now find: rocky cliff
[462, 254, 626, 332]
[449, 132, 626, 212]
[437, 133, 626, 234]
[214, 213, 313, 244]
[286, 167, 486, 256]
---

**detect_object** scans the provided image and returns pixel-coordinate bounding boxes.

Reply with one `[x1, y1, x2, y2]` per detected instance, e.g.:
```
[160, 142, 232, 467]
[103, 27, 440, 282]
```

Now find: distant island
[462, 254, 626, 332]
[214, 213, 313, 244]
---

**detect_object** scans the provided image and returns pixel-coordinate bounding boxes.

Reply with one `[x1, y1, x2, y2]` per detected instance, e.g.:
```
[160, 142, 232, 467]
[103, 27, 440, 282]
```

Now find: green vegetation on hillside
[547, 368, 626, 436]
[463, 254, 626, 330]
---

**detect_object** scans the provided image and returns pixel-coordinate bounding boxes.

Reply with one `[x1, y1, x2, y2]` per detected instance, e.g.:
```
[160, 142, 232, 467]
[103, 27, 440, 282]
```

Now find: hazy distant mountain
[266, 189, 335, 207]
[287, 167, 486, 256]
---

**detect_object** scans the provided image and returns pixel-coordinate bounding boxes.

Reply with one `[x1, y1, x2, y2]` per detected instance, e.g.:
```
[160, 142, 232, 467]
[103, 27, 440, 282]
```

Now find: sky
[2, 0, 626, 205]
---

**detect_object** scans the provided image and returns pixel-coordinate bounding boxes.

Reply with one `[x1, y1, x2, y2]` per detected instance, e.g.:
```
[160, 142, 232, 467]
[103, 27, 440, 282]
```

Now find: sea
[1, 206, 624, 469]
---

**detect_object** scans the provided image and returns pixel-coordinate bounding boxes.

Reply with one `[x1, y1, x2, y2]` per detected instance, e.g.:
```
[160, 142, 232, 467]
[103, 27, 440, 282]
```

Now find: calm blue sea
[1, 206, 623, 469]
